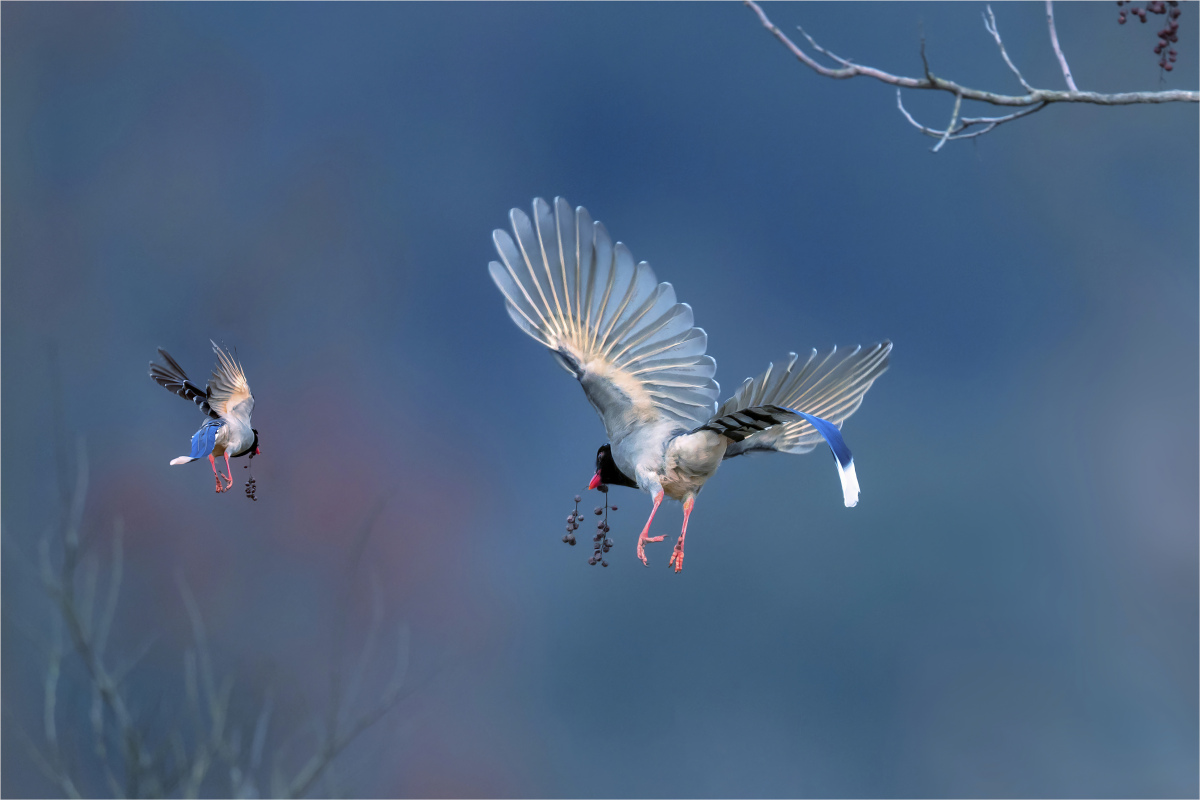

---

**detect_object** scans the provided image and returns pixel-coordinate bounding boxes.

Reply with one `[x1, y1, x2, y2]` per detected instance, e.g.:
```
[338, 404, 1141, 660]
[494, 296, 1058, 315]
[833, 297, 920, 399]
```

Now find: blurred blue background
[3, 2, 1196, 797]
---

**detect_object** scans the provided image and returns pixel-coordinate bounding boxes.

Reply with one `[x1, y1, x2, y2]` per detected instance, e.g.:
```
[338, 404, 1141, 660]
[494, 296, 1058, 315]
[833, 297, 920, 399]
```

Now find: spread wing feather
[207, 341, 254, 420]
[149, 348, 218, 419]
[489, 197, 719, 439]
[721, 342, 891, 457]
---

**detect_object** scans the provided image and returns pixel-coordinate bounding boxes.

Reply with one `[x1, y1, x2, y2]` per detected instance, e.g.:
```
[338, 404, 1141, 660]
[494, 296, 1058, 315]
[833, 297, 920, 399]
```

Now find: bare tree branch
[42, 615, 66, 774]
[744, 0, 1198, 149]
[1045, 0, 1079, 92]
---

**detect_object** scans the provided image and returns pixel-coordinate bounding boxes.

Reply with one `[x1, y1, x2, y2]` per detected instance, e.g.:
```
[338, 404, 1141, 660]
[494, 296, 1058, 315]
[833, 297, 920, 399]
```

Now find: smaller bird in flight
[149, 341, 260, 493]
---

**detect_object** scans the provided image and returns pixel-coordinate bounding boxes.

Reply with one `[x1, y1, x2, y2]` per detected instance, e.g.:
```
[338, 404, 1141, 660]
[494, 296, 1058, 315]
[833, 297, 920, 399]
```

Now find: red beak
[588, 472, 602, 490]
[254, 447, 262, 455]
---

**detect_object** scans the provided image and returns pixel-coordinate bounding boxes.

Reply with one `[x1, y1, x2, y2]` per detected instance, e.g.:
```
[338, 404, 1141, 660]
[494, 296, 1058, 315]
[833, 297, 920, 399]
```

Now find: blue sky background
[3, 3, 1197, 797]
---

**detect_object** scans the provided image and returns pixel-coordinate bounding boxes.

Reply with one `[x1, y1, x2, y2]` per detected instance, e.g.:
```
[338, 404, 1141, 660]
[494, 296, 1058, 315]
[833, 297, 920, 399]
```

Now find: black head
[591, 443, 637, 490]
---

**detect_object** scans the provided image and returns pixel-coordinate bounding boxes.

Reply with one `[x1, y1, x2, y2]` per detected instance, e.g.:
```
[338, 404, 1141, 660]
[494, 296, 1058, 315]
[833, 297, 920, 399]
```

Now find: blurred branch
[285, 501, 412, 800]
[283, 621, 411, 800]
[326, 500, 385, 748]
[18, 427, 414, 798]
[744, 0, 1199, 150]
[39, 438, 152, 796]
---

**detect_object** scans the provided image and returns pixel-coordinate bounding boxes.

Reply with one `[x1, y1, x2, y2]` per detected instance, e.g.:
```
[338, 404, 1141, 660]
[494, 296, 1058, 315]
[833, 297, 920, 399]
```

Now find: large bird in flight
[488, 197, 891, 571]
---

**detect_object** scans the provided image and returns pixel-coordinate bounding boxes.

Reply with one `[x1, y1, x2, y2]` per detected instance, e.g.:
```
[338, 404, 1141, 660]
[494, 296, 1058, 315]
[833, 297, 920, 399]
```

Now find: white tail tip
[836, 459, 860, 508]
[169, 456, 196, 466]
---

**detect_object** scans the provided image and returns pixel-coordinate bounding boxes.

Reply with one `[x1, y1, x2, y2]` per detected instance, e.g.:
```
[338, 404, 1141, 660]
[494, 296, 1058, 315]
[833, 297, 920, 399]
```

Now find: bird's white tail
[169, 456, 196, 466]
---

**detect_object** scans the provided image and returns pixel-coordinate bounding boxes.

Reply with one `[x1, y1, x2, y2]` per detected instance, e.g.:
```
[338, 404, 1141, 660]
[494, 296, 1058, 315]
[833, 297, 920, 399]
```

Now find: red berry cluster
[1117, 1, 1182, 71]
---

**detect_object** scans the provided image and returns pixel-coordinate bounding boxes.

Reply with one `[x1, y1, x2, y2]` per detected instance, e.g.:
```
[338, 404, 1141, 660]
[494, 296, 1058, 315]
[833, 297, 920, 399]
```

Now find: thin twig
[919, 30, 932, 83]
[326, 501, 385, 748]
[249, 688, 274, 774]
[932, 92, 964, 152]
[93, 521, 124, 662]
[341, 566, 384, 726]
[796, 24, 852, 68]
[1045, 0, 1078, 92]
[6, 704, 82, 800]
[176, 576, 219, 724]
[984, 5, 1034, 92]
[43, 615, 64, 756]
[897, 90, 1049, 142]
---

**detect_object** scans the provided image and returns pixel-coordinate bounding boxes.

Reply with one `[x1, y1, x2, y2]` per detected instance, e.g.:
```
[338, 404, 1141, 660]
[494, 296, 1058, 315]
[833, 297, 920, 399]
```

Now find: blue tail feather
[783, 408, 860, 507]
[784, 409, 851, 468]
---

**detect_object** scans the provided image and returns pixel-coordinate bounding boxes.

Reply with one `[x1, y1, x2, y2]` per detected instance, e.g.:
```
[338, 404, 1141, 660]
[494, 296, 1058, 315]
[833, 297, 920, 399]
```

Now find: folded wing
[488, 197, 720, 440]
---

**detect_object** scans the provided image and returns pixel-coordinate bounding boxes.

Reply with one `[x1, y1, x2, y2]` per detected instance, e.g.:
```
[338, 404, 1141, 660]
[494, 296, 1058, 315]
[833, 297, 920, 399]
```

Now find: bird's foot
[214, 475, 226, 493]
[636, 531, 665, 566]
[669, 538, 685, 573]
[223, 474, 234, 490]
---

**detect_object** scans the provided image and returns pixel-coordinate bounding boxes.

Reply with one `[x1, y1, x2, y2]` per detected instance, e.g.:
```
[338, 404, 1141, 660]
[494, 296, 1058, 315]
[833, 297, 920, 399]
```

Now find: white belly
[661, 430, 727, 501]
[612, 426, 726, 502]
[214, 417, 254, 457]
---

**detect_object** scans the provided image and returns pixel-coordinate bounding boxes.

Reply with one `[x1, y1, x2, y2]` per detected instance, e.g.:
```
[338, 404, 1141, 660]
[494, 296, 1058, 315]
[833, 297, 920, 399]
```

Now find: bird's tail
[170, 456, 197, 466]
[694, 404, 860, 507]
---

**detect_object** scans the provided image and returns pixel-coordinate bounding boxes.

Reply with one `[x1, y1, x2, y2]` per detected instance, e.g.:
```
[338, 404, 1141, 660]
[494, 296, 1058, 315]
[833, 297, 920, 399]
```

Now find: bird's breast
[216, 417, 255, 456]
[661, 431, 727, 501]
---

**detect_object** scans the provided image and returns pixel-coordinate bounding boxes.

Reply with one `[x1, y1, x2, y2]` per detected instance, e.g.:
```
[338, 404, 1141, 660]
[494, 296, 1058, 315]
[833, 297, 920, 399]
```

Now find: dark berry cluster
[563, 495, 582, 546]
[1117, 1, 1182, 71]
[562, 489, 618, 567]
[243, 459, 258, 501]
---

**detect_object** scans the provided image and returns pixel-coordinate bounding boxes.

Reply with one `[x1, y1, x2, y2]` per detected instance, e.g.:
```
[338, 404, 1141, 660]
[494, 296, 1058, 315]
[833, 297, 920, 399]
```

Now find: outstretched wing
[720, 342, 891, 458]
[150, 348, 218, 419]
[488, 197, 719, 441]
[207, 341, 254, 420]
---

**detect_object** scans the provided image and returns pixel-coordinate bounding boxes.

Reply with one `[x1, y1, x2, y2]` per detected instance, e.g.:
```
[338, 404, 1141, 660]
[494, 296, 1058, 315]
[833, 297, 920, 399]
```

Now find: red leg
[669, 496, 694, 573]
[223, 452, 234, 488]
[209, 454, 225, 493]
[636, 490, 666, 566]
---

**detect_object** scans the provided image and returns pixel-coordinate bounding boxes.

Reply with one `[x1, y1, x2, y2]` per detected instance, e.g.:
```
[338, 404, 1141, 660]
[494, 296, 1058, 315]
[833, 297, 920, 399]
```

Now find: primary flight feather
[489, 197, 891, 571]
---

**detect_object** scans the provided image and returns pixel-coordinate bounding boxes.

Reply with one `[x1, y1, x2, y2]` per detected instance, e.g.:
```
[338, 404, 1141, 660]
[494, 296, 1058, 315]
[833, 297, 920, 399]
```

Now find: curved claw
[636, 533, 666, 566]
[669, 542, 684, 573]
[209, 453, 230, 493]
